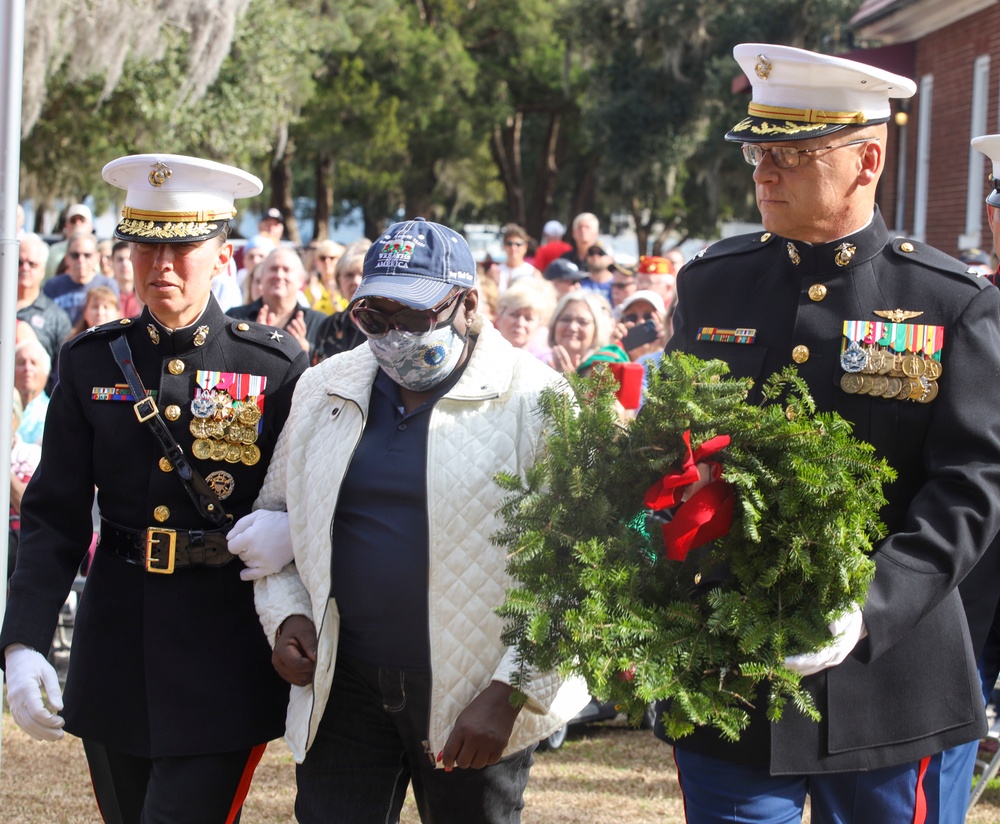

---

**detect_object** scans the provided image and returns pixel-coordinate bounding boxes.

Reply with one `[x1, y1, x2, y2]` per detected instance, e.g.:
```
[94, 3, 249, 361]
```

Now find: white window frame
[961, 55, 990, 249]
[913, 74, 934, 243]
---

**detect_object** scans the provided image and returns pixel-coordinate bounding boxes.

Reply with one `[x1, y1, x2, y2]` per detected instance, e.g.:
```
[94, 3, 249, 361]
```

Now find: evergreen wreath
[495, 353, 895, 741]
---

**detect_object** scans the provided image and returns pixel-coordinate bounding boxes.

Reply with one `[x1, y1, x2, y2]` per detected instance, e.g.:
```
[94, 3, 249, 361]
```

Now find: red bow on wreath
[643, 430, 735, 561]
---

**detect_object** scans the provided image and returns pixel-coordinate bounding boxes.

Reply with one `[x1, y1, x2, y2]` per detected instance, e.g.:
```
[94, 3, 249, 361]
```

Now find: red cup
[610, 361, 644, 409]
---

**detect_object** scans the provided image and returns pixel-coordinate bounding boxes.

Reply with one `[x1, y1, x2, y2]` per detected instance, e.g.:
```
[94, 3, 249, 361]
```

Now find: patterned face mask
[367, 323, 467, 392]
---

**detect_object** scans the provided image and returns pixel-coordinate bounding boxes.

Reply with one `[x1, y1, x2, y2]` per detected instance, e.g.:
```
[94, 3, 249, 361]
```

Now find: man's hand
[227, 510, 294, 581]
[5, 644, 65, 741]
[272, 614, 317, 686]
[286, 311, 310, 353]
[438, 681, 523, 770]
[784, 603, 867, 676]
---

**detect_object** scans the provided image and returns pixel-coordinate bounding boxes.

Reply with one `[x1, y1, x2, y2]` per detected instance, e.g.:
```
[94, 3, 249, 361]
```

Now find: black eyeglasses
[741, 138, 877, 169]
[623, 311, 656, 324]
[351, 290, 465, 338]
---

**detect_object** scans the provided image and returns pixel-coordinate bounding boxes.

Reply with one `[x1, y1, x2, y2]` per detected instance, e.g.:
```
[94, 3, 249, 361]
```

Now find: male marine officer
[1, 154, 308, 823]
[659, 44, 1000, 824]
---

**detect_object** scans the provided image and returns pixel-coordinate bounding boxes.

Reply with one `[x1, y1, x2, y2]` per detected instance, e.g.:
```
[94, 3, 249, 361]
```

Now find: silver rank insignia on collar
[834, 243, 856, 267]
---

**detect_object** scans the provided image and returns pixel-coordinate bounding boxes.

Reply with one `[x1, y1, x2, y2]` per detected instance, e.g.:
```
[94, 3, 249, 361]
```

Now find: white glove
[5, 644, 65, 741]
[227, 509, 294, 582]
[783, 604, 867, 676]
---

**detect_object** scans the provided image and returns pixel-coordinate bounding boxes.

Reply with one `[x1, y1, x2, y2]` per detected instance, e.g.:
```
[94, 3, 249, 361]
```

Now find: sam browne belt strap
[108, 333, 231, 528]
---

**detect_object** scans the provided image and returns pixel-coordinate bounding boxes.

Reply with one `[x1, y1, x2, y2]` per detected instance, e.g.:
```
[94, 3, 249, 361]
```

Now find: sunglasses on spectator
[351, 290, 465, 338]
[317, 255, 339, 261]
[623, 311, 657, 324]
[68, 252, 97, 260]
[18, 259, 42, 269]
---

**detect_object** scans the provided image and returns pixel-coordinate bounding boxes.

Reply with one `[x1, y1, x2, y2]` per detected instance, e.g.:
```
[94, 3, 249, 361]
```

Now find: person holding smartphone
[612, 290, 667, 361]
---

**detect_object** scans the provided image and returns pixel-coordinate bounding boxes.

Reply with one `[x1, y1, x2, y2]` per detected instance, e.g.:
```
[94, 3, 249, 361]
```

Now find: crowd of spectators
[9, 205, 682, 548]
[473, 214, 683, 409]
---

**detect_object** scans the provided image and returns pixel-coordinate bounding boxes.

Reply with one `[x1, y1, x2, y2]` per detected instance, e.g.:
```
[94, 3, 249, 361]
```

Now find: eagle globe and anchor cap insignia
[148, 161, 172, 187]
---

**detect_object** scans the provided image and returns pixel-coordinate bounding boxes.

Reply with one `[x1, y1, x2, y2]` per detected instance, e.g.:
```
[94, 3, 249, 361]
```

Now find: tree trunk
[571, 156, 598, 220]
[269, 125, 301, 246]
[312, 153, 334, 242]
[491, 114, 526, 227]
[526, 111, 562, 241]
[403, 163, 436, 221]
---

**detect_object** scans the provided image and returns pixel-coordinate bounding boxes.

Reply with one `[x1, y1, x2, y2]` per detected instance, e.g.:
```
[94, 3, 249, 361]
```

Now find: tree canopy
[19, 0, 865, 251]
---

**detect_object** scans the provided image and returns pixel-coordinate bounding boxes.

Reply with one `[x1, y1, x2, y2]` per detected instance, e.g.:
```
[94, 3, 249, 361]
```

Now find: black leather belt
[99, 518, 234, 574]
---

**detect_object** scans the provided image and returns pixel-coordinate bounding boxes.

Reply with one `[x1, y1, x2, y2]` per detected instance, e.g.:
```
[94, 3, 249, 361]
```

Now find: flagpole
[0, 0, 27, 778]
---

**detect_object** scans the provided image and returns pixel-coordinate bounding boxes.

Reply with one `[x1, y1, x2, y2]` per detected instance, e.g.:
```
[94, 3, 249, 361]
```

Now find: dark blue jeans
[295, 653, 536, 824]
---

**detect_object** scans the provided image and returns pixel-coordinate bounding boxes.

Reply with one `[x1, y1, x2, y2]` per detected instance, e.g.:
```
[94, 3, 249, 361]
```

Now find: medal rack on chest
[839, 317, 943, 403]
[189, 370, 265, 466]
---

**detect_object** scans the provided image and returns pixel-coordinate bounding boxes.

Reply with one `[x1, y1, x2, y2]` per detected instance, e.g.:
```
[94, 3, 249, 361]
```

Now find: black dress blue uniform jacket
[0, 297, 308, 757]
[658, 208, 1000, 774]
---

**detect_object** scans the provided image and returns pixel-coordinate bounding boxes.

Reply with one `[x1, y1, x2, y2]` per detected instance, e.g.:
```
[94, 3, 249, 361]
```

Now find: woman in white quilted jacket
[227, 218, 587, 824]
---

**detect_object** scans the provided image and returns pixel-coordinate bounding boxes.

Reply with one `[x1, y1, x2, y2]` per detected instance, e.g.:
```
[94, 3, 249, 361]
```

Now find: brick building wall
[884, 5, 1000, 257]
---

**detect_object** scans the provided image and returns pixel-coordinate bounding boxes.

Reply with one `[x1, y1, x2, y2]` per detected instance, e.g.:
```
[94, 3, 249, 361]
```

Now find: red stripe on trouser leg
[672, 746, 691, 823]
[912, 754, 931, 824]
[225, 742, 268, 824]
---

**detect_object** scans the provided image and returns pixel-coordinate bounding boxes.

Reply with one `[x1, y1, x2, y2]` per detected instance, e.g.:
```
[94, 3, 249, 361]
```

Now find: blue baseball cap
[353, 218, 477, 310]
[543, 258, 585, 282]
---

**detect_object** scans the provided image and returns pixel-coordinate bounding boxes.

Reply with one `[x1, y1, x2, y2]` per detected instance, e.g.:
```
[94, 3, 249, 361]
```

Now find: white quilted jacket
[253, 321, 589, 763]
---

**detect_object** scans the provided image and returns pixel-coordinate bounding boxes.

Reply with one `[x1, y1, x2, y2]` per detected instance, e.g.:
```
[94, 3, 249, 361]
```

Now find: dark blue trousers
[674, 746, 948, 823]
[83, 739, 265, 824]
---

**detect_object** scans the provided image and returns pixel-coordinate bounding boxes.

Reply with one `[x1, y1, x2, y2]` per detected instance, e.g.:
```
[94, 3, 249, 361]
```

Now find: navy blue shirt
[330, 370, 442, 669]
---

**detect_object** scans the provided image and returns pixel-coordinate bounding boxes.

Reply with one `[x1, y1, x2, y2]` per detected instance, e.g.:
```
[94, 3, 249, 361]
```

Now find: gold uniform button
[153, 505, 170, 522]
[164, 405, 181, 421]
[237, 323, 250, 331]
[808, 284, 827, 301]
[168, 359, 185, 375]
[159, 458, 173, 473]
[900, 242, 914, 253]
[792, 345, 810, 364]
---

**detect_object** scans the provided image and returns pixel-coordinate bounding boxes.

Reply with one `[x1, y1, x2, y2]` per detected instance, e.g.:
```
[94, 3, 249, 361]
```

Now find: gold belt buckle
[146, 528, 177, 574]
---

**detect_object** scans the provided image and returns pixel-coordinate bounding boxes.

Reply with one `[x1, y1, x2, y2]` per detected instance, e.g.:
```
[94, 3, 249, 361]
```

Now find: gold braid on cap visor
[117, 206, 238, 239]
[731, 103, 869, 137]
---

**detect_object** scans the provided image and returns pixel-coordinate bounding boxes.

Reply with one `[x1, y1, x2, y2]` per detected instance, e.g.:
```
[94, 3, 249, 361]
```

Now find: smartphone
[622, 319, 659, 352]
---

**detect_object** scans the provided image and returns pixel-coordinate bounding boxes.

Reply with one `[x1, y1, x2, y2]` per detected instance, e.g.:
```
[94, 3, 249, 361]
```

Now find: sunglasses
[68, 251, 97, 260]
[623, 311, 657, 324]
[351, 290, 465, 338]
[317, 254, 339, 261]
